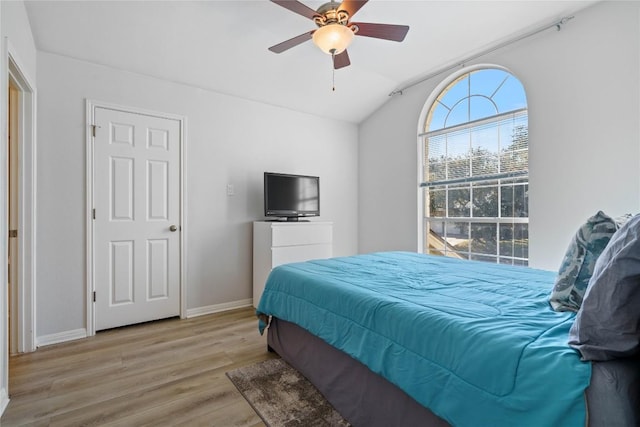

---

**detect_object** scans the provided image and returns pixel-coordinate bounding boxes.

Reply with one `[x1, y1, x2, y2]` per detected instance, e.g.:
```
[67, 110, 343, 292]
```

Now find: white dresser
[253, 221, 333, 308]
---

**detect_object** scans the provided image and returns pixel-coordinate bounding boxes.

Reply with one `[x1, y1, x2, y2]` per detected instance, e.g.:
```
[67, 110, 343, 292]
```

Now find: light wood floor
[1, 307, 278, 426]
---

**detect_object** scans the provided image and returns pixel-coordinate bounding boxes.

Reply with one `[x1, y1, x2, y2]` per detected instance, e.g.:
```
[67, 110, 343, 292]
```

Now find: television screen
[264, 172, 319, 220]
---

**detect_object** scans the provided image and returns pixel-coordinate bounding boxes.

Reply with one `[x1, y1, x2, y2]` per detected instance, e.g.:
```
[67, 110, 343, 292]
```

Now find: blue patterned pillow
[549, 211, 618, 312]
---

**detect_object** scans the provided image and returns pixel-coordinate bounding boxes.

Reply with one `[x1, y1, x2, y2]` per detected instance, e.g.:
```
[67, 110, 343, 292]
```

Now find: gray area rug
[226, 358, 351, 427]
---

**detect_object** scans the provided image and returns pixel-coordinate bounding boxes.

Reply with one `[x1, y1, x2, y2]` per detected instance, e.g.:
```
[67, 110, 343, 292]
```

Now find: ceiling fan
[268, 0, 409, 70]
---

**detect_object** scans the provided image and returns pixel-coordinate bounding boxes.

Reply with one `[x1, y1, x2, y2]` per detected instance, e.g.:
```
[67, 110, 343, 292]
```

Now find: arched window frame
[418, 65, 529, 265]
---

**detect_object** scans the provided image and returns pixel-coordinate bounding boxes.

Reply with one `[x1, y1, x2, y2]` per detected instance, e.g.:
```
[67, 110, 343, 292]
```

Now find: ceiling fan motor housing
[314, 1, 351, 28]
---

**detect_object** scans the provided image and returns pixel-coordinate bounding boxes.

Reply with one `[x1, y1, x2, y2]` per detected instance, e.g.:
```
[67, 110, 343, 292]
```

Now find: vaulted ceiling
[24, 0, 597, 123]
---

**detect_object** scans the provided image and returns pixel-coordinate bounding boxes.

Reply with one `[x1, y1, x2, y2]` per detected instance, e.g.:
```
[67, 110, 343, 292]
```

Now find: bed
[256, 251, 639, 427]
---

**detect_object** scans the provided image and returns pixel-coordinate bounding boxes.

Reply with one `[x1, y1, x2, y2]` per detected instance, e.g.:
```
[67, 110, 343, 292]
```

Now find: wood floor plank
[49, 370, 235, 426]
[172, 399, 265, 427]
[1, 307, 271, 427]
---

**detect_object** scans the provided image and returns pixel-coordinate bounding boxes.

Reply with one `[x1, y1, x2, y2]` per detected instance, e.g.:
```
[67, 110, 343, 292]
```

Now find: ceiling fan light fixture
[312, 23, 354, 55]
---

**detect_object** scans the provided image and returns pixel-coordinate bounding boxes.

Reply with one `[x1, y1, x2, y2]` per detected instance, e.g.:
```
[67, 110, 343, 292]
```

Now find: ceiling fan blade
[333, 50, 351, 69]
[271, 0, 318, 20]
[268, 30, 314, 53]
[352, 22, 409, 42]
[338, 0, 368, 18]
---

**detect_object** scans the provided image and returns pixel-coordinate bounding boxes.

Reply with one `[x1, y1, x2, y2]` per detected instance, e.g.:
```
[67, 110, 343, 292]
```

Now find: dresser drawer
[271, 223, 332, 247]
[272, 244, 332, 267]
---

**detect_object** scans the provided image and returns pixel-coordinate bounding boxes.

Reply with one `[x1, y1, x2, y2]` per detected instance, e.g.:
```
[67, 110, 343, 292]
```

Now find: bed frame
[267, 317, 640, 427]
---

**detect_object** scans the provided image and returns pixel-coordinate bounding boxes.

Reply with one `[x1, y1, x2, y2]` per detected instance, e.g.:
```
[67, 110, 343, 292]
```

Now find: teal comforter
[257, 252, 591, 426]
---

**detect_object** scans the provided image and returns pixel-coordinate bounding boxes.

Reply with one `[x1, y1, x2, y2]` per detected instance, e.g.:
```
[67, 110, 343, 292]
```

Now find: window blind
[421, 109, 528, 188]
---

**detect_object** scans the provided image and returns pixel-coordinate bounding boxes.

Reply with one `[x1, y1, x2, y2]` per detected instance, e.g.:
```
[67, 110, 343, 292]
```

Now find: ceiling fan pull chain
[332, 54, 336, 91]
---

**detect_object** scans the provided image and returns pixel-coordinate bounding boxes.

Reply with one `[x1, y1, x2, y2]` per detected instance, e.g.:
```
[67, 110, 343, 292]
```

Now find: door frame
[4, 41, 37, 355]
[85, 100, 187, 336]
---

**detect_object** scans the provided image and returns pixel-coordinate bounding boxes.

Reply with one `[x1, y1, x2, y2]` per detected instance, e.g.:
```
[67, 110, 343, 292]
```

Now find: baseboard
[35, 302, 253, 344]
[36, 328, 87, 347]
[186, 299, 253, 318]
[0, 387, 9, 415]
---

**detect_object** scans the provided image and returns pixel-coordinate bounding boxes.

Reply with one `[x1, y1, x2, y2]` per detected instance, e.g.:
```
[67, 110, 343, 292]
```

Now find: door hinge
[92, 124, 97, 138]
[8, 229, 17, 238]
[93, 291, 96, 302]
[93, 209, 96, 220]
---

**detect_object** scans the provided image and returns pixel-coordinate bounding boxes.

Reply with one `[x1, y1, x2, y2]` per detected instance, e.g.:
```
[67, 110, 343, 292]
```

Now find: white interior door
[94, 107, 181, 331]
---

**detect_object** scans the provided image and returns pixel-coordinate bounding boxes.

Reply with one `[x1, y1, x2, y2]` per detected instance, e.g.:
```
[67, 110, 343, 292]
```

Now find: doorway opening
[6, 54, 37, 356]
[8, 76, 18, 355]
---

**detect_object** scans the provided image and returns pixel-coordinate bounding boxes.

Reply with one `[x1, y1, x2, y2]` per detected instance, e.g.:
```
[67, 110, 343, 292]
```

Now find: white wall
[1, 0, 37, 412]
[359, 1, 640, 271]
[35, 52, 358, 338]
[1, 1, 36, 77]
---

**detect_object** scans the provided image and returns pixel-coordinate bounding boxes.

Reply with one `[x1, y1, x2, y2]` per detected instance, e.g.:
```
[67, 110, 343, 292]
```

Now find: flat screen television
[264, 172, 320, 221]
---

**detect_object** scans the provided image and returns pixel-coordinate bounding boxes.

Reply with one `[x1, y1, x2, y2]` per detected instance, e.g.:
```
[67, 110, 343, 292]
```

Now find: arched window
[420, 67, 528, 265]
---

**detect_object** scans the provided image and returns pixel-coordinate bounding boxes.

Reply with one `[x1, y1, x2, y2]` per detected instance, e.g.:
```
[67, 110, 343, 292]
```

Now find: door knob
[169, 225, 178, 232]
